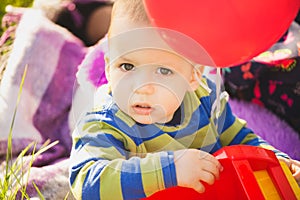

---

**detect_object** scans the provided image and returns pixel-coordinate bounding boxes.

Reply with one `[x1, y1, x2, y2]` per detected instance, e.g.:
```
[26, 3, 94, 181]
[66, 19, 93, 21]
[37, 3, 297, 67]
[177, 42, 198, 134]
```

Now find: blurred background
[0, 0, 33, 35]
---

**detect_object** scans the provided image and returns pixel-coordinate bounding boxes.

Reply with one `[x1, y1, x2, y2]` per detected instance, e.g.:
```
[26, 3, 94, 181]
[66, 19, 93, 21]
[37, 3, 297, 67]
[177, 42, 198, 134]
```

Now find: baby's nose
[134, 82, 155, 95]
[133, 67, 157, 94]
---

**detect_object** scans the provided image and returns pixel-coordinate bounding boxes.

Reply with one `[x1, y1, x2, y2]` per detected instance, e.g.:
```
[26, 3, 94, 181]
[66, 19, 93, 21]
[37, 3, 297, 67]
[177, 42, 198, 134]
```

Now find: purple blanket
[0, 10, 86, 165]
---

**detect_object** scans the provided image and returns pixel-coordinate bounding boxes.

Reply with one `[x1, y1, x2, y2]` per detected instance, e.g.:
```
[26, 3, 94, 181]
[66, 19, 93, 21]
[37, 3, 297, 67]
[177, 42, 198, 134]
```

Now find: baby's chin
[132, 114, 173, 125]
[131, 115, 154, 125]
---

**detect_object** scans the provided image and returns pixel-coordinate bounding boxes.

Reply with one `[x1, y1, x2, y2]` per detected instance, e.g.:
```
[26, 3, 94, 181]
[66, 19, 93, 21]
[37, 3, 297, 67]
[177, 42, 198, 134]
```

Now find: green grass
[0, 65, 58, 199]
[0, 2, 72, 198]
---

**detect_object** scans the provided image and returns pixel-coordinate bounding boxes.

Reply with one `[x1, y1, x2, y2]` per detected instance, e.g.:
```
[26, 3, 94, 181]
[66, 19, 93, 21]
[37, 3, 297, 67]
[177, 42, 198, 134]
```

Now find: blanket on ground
[0, 10, 86, 165]
[0, 9, 87, 199]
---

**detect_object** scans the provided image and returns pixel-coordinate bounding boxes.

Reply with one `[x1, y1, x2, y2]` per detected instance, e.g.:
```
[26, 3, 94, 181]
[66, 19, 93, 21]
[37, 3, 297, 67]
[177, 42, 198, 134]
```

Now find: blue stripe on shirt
[229, 127, 253, 145]
[75, 138, 83, 150]
[70, 157, 100, 185]
[121, 157, 146, 199]
[80, 133, 126, 156]
[82, 160, 108, 200]
[217, 103, 235, 134]
[161, 151, 177, 188]
[206, 139, 223, 154]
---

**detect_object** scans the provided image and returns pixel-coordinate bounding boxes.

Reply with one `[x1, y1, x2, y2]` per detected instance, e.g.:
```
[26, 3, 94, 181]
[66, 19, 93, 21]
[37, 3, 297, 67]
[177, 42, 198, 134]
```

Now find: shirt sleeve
[69, 114, 177, 200]
[215, 91, 289, 159]
[204, 77, 289, 158]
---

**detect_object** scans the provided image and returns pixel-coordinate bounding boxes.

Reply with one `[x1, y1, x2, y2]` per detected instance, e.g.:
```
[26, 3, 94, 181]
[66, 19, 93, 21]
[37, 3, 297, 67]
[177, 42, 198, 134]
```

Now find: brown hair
[111, 0, 150, 24]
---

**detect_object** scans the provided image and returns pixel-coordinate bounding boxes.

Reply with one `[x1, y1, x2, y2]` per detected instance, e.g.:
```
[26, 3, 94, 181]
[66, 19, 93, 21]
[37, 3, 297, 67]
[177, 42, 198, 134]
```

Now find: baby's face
[107, 49, 196, 124]
[106, 17, 198, 124]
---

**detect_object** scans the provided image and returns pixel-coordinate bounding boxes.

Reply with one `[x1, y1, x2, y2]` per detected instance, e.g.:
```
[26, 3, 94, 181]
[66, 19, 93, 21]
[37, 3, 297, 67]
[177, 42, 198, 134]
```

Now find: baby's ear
[188, 65, 204, 91]
[196, 65, 205, 74]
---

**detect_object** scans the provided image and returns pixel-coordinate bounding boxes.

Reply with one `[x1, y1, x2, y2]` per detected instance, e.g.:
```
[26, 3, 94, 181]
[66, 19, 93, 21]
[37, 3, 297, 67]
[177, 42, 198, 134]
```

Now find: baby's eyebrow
[118, 56, 135, 63]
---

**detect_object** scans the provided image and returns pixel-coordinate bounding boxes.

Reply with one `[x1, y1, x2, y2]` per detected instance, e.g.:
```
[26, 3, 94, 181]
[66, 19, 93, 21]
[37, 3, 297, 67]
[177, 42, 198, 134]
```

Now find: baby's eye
[120, 63, 135, 71]
[157, 67, 173, 75]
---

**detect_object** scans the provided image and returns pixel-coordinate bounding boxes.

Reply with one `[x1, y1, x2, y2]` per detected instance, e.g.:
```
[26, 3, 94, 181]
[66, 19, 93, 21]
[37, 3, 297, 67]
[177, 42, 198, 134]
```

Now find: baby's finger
[197, 170, 216, 185]
[198, 151, 223, 172]
[290, 161, 300, 182]
[200, 160, 221, 180]
[199, 151, 220, 165]
[191, 180, 205, 193]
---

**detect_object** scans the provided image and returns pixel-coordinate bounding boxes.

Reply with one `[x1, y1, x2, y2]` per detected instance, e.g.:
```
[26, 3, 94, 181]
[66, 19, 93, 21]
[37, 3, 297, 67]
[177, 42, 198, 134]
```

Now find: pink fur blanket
[229, 99, 300, 160]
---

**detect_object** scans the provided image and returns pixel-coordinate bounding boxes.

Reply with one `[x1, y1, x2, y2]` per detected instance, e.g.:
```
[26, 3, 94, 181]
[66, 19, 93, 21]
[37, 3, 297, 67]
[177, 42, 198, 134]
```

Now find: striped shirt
[69, 78, 287, 200]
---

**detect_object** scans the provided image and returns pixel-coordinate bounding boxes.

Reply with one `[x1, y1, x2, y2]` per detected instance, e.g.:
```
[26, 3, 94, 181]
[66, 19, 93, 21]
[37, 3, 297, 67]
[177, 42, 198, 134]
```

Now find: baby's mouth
[132, 103, 153, 115]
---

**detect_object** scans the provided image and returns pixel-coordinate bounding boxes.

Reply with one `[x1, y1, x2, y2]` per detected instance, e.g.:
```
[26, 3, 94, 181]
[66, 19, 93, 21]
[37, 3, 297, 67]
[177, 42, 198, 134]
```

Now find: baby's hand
[277, 156, 300, 185]
[174, 149, 223, 193]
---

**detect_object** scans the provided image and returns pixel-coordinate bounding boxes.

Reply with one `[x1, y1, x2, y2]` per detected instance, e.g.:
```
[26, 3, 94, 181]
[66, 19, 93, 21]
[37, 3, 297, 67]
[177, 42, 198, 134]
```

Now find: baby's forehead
[118, 48, 192, 64]
[107, 28, 172, 56]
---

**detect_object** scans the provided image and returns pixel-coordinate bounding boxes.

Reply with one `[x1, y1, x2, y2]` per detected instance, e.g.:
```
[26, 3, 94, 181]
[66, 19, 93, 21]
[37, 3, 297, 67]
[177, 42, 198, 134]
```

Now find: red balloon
[143, 0, 299, 67]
